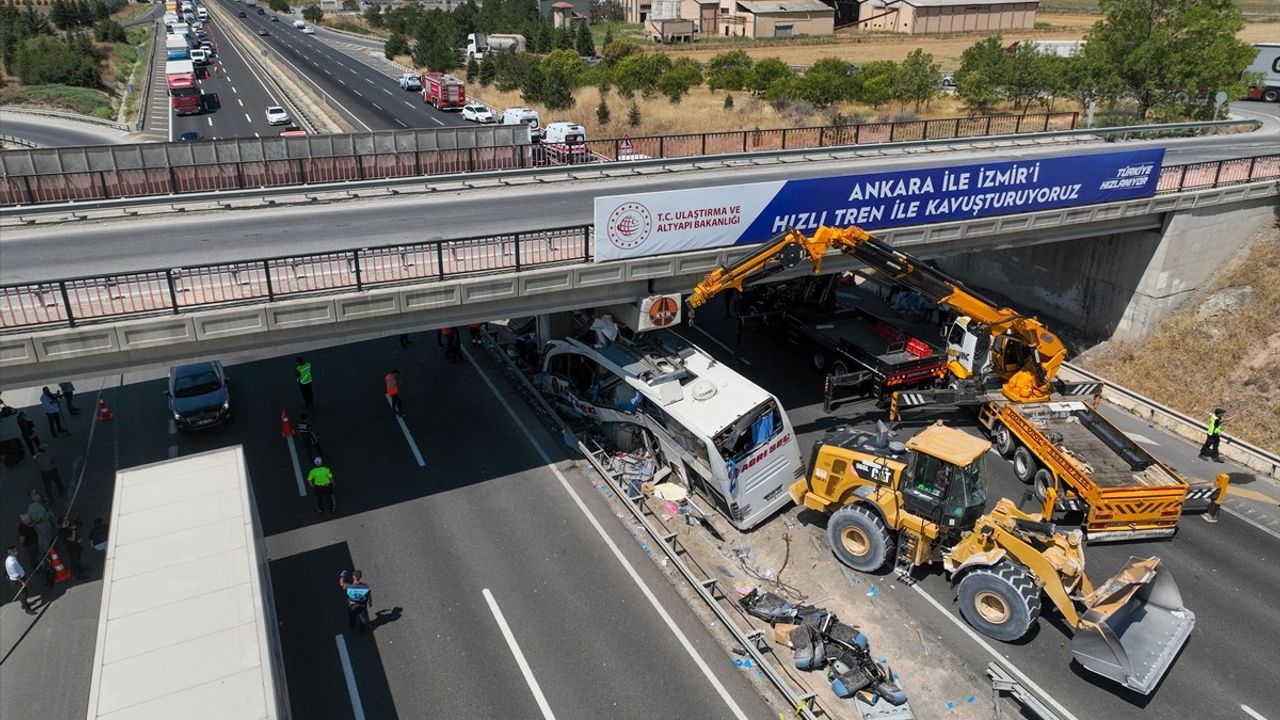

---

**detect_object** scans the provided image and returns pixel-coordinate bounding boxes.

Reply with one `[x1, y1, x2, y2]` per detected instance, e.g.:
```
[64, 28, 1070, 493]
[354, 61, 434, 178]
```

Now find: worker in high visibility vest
[307, 457, 336, 513]
[1198, 408, 1226, 463]
[295, 357, 314, 408]
[384, 369, 403, 416]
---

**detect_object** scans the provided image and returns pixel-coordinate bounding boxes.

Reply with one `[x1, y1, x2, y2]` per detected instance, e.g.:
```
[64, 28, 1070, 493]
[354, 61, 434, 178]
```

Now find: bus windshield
[714, 400, 783, 463]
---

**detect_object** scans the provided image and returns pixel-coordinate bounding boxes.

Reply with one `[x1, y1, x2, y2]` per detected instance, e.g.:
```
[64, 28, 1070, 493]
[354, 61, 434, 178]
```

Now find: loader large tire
[827, 505, 894, 573]
[957, 562, 1042, 642]
[994, 425, 1016, 457]
[1012, 446, 1037, 484]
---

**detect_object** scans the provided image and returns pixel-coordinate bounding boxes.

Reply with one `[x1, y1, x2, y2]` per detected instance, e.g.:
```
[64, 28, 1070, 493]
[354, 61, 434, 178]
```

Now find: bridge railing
[0, 113, 1076, 207]
[3, 154, 1276, 332]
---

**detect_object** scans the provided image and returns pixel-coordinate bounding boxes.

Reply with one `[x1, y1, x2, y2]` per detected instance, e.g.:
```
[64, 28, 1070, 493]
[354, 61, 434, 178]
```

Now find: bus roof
[570, 331, 773, 437]
[85, 446, 287, 720]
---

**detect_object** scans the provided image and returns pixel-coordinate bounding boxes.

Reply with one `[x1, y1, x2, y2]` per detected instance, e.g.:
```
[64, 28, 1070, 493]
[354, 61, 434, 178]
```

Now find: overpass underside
[1, 181, 1277, 386]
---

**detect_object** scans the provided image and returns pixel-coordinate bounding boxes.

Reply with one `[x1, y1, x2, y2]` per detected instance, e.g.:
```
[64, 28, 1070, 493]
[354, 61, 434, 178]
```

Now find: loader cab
[898, 425, 990, 531]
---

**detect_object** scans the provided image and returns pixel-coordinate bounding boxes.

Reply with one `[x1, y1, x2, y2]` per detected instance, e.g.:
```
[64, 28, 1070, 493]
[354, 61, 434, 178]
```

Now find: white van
[189, 48, 208, 65]
[197, 7, 208, 20]
[501, 107, 541, 139]
[538, 318, 803, 530]
[293, 19, 306, 29]
[542, 121, 585, 145]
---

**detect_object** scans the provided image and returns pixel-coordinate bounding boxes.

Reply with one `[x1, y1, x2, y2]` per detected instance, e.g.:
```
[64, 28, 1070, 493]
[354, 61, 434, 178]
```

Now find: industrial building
[853, 0, 1039, 34]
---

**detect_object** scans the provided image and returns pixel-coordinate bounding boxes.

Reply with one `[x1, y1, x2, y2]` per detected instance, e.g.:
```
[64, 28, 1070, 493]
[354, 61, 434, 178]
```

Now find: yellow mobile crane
[691, 225, 1207, 542]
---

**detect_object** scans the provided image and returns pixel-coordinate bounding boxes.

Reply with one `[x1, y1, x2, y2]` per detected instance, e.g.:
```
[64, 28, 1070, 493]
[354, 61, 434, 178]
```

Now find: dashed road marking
[244, 113, 251, 122]
[483, 589, 557, 720]
[394, 118, 407, 127]
[334, 635, 367, 720]
[403, 100, 414, 108]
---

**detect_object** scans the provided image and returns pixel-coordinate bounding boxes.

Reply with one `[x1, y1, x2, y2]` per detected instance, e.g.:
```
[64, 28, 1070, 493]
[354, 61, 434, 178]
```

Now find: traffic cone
[48, 547, 71, 584]
[281, 411, 294, 438]
[97, 398, 114, 421]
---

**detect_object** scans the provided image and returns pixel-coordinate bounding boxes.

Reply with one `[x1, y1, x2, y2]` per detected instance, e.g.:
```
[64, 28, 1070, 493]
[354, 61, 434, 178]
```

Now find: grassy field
[1040, 0, 1279, 18]
[1078, 229, 1280, 452]
[0, 83, 116, 118]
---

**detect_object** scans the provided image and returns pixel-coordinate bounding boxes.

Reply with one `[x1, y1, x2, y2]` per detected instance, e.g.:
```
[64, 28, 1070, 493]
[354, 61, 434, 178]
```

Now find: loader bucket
[1070, 556, 1195, 695]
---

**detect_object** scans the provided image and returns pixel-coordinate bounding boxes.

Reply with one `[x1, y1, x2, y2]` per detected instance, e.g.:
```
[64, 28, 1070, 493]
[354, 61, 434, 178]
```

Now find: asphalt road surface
[0, 340, 777, 720]
[2, 133, 1275, 283]
[209, 0, 468, 132]
[0, 113, 135, 147]
[685, 306, 1280, 720]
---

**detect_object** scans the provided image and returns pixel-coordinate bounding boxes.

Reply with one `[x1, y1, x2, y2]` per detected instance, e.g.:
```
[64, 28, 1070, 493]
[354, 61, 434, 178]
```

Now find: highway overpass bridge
[2, 150, 1276, 386]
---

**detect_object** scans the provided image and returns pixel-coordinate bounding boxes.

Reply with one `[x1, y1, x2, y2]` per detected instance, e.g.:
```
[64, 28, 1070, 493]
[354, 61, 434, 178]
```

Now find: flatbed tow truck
[689, 225, 1226, 542]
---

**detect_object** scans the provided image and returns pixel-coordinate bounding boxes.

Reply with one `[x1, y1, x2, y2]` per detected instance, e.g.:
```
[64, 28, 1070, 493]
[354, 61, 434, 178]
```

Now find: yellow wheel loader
[793, 422, 1195, 695]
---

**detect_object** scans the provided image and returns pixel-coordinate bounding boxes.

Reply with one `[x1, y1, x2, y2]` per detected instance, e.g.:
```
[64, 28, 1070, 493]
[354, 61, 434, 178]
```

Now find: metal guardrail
[0, 133, 41, 149]
[0, 106, 131, 132]
[0, 111, 1076, 207]
[1061, 362, 1280, 480]
[134, 19, 159, 133]
[2, 153, 1278, 332]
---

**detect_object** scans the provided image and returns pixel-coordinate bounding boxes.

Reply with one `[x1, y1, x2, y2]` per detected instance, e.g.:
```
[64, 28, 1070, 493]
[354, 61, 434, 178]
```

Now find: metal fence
[3, 153, 1276, 332]
[0, 113, 1075, 207]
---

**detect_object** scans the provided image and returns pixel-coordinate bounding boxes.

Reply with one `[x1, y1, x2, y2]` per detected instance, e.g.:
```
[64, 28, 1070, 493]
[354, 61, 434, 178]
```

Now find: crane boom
[688, 225, 1068, 403]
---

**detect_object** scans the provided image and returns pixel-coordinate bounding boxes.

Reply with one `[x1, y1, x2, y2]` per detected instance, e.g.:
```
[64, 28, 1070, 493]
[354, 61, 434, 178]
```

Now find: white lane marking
[402, 100, 414, 108]
[1224, 506, 1280, 541]
[909, 584, 1081, 720]
[334, 635, 367, 720]
[323, 68, 332, 75]
[338, 79, 346, 85]
[465, 348, 750, 720]
[371, 103, 381, 110]
[382, 88, 392, 95]
[168, 419, 177, 435]
[385, 395, 425, 467]
[237, 98, 243, 107]
[353, 90, 361, 97]
[482, 589, 557, 720]
[231, 85, 237, 93]
[394, 118, 407, 127]
[1242, 705, 1270, 720]
[428, 115, 444, 127]
[689, 324, 752, 366]
[286, 435, 305, 496]
[254, 132, 260, 138]
[244, 113, 252, 122]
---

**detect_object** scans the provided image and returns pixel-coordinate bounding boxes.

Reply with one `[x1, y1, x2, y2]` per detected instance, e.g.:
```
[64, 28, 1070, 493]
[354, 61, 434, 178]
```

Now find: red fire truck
[421, 72, 466, 110]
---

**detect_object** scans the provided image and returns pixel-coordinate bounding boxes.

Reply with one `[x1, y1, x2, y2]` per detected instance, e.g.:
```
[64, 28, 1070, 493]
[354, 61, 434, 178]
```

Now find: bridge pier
[935, 197, 1278, 342]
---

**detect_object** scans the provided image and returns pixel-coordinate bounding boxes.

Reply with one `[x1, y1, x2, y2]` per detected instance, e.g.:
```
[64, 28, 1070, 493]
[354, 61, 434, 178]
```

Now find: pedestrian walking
[59, 517, 85, 580]
[295, 357, 314, 408]
[33, 446, 68, 501]
[467, 323, 482, 347]
[59, 382, 80, 415]
[398, 333, 412, 348]
[384, 369, 403, 416]
[6, 547, 37, 615]
[296, 412, 322, 459]
[307, 457, 336, 513]
[436, 327, 447, 348]
[446, 328, 463, 363]
[17, 515, 40, 571]
[1199, 407, 1226, 462]
[40, 387, 69, 437]
[16, 412, 41, 456]
[340, 569, 373, 634]
[26, 491, 57, 558]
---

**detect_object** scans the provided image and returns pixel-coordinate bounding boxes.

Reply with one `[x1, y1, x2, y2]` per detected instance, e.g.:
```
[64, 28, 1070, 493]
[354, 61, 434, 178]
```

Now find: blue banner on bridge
[594, 148, 1166, 261]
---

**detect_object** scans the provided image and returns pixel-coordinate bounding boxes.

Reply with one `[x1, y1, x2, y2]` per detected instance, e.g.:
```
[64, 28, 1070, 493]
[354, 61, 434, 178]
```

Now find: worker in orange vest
[384, 369, 403, 416]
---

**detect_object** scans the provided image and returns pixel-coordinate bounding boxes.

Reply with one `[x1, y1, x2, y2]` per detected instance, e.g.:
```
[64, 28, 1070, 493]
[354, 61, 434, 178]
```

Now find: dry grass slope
[1078, 226, 1280, 452]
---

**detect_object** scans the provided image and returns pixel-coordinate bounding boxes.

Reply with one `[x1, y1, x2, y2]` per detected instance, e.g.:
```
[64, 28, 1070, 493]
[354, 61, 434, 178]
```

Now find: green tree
[531, 19, 552, 53]
[747, 57, 791, 96]
[93, 18, 125, 42]
[466, 56, 479, 80]
[363, 3, 383, 27]
[596, 96, 610, 124]
[851, 60, 896, 108]
[16, 34, 101, 87]
[1084, 0, 1256, 119]
[553, 25, 573, 51]
[602, 23, 614, 48]
[705, 50, 753, 91]
[92, 0, 109, 22]
[20, 3, 52, 36]
[601, 38, 637, 67]
[519, 61, 545, 103]
[412, 9, 458, 71]
[627, 99, 641, 127]
[1003, 42, 1057, 112]
[593, 1, 626, 23]
[301, 4, 323, 23]
[1060, 49, 1124, 116]
[657, 56, 701, 103]
[478, 55, 496, 86]
[612, 51, 669, 97]
[542, 66, 575, 110]
[793, 57, 854, 106]
[575, 20, 594, 57]
[541, 47, 587, 84]
[893, 48, 941, 111]
[955, 36, 1006, 115]
[723, 93, 734, 110]
[384, 31, 409, 60]
[342, 0, 358, 11]
[268, 0, 289, 11]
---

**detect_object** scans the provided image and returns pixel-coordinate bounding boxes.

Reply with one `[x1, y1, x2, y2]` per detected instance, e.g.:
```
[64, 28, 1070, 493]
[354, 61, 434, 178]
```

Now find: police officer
[307, 457, 336, 513]
[1198, 408, 1226, 462]
[340, 569, 373, 634]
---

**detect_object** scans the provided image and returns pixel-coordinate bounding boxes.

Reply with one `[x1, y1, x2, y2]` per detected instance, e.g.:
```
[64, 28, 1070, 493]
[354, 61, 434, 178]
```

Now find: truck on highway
[689, 225, 1216, 541]
[85, 447, 292, 720]
[1244, 43, 1280, 102]
[734, 275, 949, 403]
[466, 32, 526, 60]
[165, 59, 202, 115]
[166, 34, 190, 59]
[421, 71, 465, 110]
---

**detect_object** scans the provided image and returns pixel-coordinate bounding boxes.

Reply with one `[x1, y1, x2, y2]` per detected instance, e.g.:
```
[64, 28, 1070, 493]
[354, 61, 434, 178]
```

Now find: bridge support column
[936, 198, 1277, 342]
[536, 312, 574, 348]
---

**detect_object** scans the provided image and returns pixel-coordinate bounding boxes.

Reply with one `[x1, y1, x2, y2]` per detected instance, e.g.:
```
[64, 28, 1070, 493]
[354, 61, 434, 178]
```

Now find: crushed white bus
[538, 317, 804, 530]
